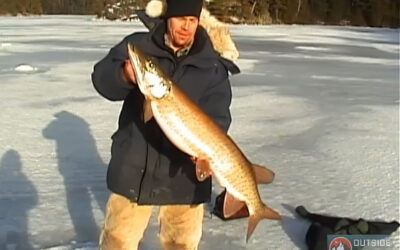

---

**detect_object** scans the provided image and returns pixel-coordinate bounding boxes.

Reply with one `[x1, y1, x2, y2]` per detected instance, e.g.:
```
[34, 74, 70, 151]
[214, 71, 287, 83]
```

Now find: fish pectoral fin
[253, 164, 275, 184]
[143, 99, 153, 123]
[195, 159, 212, 182]
[223, 191, 247, 218]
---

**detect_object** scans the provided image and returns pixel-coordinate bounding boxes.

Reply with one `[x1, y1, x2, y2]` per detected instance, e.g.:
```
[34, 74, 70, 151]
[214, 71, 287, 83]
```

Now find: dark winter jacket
[91, 20, 239, 205]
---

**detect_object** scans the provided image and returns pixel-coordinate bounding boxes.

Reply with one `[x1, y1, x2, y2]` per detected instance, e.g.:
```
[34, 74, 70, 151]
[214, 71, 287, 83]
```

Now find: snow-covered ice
[0, 15, 399, 249]
[14, 64, 38, 73]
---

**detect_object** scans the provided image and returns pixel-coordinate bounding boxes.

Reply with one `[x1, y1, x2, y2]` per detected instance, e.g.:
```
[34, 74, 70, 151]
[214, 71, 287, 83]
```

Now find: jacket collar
[137, 20, 239, 74]
[164, 33, 194, 58]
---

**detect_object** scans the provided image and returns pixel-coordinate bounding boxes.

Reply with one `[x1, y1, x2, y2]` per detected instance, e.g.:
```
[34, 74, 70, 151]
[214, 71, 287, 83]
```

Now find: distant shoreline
[0, 14, 398, 29]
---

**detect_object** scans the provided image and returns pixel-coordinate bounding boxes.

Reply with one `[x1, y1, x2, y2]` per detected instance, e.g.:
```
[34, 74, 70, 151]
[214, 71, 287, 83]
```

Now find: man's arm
[91, 36, 137, 101]
[200, 67, 232, 132]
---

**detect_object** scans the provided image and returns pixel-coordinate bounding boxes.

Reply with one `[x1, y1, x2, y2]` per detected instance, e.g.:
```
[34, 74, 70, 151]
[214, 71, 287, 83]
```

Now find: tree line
[0, 0, 398, 27]
[0, 0, 111, 15]
[207, 0, 399, 27]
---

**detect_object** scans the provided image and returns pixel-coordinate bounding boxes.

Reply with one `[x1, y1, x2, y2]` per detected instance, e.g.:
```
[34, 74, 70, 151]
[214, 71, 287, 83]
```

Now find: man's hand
[122, 59, 137, 85]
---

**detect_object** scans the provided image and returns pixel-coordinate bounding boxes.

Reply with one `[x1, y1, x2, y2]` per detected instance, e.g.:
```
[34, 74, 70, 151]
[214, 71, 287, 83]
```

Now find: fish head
[127, 43, 171, 99]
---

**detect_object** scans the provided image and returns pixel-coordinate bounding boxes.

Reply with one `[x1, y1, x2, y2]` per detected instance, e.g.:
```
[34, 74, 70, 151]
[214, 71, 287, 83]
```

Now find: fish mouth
[127, 44, 170, 99]
[128, 44, 147, 91]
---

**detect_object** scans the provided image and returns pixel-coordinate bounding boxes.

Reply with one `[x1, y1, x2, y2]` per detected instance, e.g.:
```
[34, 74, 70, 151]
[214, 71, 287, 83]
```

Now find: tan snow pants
[99, 193, 204, 250]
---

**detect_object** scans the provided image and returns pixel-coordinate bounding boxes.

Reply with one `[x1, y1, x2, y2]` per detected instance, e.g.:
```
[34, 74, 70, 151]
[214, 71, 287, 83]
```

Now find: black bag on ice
[295, 205, 400, 250]
[212, 189, 249, 220]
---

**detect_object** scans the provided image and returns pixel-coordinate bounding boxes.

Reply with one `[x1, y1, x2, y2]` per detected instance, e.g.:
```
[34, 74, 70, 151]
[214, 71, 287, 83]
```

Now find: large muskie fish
[127, 44, 281, 241]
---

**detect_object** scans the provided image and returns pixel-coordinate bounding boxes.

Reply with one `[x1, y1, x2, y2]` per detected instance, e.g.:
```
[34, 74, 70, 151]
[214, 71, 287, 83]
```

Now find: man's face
[167, 16, 199, 49]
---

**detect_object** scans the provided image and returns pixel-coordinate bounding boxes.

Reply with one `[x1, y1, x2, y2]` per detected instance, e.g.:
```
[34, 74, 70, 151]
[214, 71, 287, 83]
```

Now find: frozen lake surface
[0, 15, 399, 249]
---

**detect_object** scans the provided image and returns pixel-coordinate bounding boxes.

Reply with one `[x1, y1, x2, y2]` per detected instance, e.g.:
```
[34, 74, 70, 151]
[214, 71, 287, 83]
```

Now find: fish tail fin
[246, 205, 281, 243]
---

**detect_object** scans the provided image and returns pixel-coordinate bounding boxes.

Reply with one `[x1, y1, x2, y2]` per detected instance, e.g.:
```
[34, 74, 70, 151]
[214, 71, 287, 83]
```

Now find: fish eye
[148, 62, 154, 68]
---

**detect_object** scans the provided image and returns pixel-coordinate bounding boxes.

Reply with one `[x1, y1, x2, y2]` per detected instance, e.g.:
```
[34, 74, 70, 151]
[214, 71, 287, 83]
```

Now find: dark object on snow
[212, 166, 275, 220]
[305, 222, 333, 250]
[212, 189, 249, 220]
[296, 205, 400, 250]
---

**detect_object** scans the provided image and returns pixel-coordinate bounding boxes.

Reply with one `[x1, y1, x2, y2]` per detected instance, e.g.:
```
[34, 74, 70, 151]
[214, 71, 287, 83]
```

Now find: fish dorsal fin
[223, 191, 247, 218]
[143, 99, 153, 123]
[195, 159, 212, 182]
[253, 164, 275, 184]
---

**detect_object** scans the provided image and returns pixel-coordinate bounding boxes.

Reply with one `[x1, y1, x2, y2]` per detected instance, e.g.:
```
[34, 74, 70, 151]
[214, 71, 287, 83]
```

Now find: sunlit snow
[0, 15, 398, 250]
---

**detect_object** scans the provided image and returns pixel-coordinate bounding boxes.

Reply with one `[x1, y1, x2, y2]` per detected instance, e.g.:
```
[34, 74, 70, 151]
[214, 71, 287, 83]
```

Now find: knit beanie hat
[165, 0, 203, 18]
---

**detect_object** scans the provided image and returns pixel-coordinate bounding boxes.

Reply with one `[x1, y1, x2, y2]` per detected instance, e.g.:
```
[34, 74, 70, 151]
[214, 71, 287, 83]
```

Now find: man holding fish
[92, 0, 280, 249]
